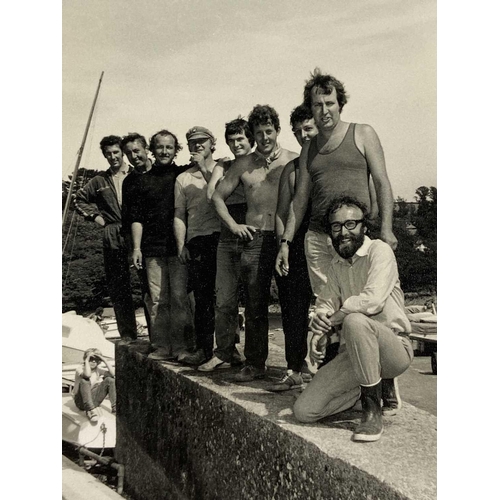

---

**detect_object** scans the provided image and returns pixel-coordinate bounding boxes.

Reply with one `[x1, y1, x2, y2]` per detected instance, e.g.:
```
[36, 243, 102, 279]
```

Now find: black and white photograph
[59, 1, 441, 499]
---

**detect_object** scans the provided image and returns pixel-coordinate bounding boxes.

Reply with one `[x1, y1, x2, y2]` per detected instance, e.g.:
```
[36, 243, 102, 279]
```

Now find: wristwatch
[280, 239, 291, 246]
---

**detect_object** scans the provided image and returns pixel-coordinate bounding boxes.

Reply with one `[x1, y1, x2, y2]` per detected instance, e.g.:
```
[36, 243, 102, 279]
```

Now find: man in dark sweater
[129, 129, 193, 361]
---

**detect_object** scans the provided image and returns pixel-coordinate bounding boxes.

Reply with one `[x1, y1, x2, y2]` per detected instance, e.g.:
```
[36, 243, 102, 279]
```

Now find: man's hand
[329, 310, 347, 327]
[94, 215, 106, 227]
[310, 333, 329, 366]
[131, 248, 143, 270]
[178, 247, 190, 265]
[190, 152, 206, 170]
[275, 244, 290, 276]
[231, 224, 257, 241]
[311, 310, 334, 335]
[380, 227, 398, 250]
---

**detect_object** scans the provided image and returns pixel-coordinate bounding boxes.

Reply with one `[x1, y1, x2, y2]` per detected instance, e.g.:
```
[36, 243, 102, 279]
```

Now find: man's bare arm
[357, 124, 397, 249]
[275, 161, 295, 241]
[131, 222, 144, 270]
[207, 162, 226, 202]
[212, 159, 256, 241]
[173, 207, 190, 264]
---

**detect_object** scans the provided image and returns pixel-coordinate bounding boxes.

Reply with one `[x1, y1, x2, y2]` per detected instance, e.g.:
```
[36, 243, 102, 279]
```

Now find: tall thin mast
[62, 71, 104, 226]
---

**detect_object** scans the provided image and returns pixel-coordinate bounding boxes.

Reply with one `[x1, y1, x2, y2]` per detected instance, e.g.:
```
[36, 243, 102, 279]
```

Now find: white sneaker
[198, 356, 231, 372]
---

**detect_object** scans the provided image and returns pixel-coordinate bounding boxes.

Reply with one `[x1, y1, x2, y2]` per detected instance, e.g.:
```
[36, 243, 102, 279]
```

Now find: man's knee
[342, 313, 371, 339]
[293, 398, 320, 424]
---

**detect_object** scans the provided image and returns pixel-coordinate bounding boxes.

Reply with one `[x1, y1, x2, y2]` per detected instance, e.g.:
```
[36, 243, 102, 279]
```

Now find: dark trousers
[240, 231, 277, 369]
[74, 377, 116, 412]
[187, 233, 220, 359]
[275, 238, 312, 372]
[103, 246, 137, 339]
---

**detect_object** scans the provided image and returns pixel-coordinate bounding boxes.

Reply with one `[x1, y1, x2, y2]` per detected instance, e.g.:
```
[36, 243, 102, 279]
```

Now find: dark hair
[99, 135, 122, 156]
[248, 105, 280, 133]
[303, 68, 349, 113]
[224, 117, 255, 147]
[149, 129, 183, 155]
[322, 195, 368, 233]
[290, 104, 313, 129]
[121, 132, 148, 150]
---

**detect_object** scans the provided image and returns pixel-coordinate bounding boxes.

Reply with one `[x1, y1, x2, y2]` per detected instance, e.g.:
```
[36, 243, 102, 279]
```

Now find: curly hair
[290, 103, 313, 129]
[322, 195, 368, 233]
[99, 135, 122, 156]
[303, 68, 349, 113]
[224, 117, 255, 147]
[149, 129, 183, 155]
[248, 105, 280, 133]
[121, 132, 148, 150]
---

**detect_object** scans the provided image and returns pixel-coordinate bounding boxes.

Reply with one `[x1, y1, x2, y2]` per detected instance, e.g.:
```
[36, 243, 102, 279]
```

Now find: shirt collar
[253, 145, 282, 167]
[332, 236, 373, 264]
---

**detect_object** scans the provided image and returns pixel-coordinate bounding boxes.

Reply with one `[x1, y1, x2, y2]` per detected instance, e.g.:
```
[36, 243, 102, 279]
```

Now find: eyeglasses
[89, 357, 100, 363]
[329, 219, 364, 233]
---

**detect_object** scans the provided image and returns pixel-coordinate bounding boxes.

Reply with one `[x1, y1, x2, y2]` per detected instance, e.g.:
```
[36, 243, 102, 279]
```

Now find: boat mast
[62, 71, 105, 227]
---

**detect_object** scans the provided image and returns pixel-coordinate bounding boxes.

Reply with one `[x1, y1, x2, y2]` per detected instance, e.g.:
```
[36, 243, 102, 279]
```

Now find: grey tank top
[307, 123, 371, 233]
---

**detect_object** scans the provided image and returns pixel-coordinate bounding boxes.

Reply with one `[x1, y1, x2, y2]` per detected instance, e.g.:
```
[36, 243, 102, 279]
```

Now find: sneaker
[234, 365, 266, 382]
[268, 371, 304, 392]
[179, 349, 207, 366]
[86, 408, 99, 423]
[148, 347, 175, 361]
[382, 378, 401, 416]
[198, 356, 231, 372]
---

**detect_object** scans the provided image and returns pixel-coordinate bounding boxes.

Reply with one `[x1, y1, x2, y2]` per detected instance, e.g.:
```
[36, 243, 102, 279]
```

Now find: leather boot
[352, 382, 383, 442]
[382, 378, 401, 416]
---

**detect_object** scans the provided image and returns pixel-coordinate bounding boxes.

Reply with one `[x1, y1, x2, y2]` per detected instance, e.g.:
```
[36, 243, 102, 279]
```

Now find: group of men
[74, 68, 413, 442]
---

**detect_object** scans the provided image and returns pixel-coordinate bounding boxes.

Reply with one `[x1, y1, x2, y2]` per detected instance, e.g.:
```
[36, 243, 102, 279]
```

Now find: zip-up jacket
[73, 167, 131, 250]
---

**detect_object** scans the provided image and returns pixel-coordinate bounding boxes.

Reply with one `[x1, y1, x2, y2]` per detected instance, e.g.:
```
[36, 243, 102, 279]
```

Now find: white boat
[62, 311, 117, 448]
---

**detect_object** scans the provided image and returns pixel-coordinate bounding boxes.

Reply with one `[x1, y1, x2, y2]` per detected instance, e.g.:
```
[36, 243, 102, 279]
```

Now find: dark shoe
[268, 371, 304, 392]
[382, 378, 401, 416]
[120, 336, 138, 344]
[179, 349, 207, 366]
[148, 347, 175, 361]
[352, 382, 383, 442]
[86, 408, 99, 423]
[234, 365, 266, 382]
[231, 348, 244, 367]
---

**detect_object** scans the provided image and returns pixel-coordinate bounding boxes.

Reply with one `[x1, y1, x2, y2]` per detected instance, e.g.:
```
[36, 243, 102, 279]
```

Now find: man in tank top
[276, 68, 397, 300]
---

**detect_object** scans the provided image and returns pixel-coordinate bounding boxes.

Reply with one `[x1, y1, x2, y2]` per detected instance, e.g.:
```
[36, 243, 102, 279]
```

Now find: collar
[106, 166, 132, 177]
[253, 145, 282, 167]
[332, 236, 373, 265]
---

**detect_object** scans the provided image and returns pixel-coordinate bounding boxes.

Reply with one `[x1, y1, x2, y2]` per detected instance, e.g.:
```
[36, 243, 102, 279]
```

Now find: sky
[62, 0, 436, 201]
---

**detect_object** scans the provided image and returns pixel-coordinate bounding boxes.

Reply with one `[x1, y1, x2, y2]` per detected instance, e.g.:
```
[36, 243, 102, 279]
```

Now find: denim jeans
[293, 313, 413, 423]
[239, 231, 277, 369]
[145, 255, 192, 356]
[275, 235, 312, 372]
[304, 230, 335, 297]
[213, 236, 245, 362]
[187, 233, 219, 359]
[74, 377, 116, 412]
[103, 246, 137, 339]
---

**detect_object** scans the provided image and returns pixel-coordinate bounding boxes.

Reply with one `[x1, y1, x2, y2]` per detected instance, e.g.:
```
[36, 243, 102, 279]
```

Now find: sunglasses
[89, 357, 101, 363]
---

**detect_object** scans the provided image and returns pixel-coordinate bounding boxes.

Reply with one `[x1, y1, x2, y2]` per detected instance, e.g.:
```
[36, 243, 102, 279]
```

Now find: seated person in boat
[73, 348, 116, 422]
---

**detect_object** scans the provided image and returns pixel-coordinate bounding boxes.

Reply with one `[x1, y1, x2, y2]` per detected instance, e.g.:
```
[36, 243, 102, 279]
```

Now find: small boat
[63, 311, 117, 448]
[62, 394, 116, 449]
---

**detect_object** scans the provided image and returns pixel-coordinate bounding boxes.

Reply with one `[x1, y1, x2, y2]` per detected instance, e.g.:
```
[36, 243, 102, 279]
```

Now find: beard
[331, 232, 365, 259]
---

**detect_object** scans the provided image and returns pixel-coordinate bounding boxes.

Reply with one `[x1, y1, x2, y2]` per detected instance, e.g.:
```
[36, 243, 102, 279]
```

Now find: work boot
[352, 382, 383, 442]
[382, 378, 401, 416]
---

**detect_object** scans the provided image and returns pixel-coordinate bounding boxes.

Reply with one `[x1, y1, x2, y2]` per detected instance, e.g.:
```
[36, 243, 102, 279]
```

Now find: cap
[186, 126, 215, 143]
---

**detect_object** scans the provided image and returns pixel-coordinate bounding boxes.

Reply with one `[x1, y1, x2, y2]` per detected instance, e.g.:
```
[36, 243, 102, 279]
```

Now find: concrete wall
[115, 343, 436, 500]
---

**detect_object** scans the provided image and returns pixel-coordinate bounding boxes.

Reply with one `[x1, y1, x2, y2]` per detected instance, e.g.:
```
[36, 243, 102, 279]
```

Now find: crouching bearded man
[293, 195, 413, 442]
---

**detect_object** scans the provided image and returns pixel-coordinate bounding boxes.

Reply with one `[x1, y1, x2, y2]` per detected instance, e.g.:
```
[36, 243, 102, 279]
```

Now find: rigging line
[62, 213, 81, 292]
[62, 168, 87, 255]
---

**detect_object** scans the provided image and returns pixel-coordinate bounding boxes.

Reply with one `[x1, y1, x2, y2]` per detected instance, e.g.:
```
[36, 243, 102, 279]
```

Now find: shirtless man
[276, 68, 397, 299]
[198, 118, 254, 372]
[212, 105, 297, 382]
